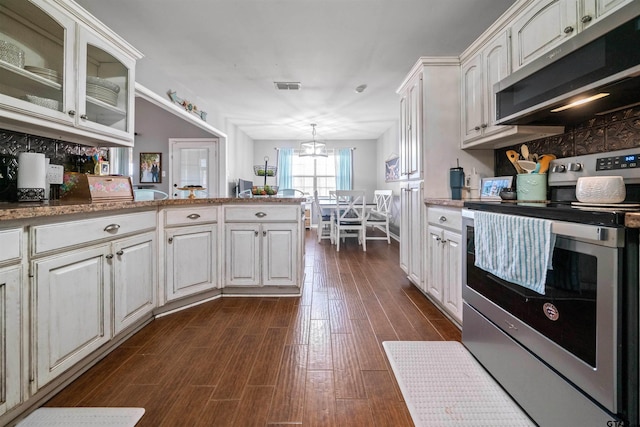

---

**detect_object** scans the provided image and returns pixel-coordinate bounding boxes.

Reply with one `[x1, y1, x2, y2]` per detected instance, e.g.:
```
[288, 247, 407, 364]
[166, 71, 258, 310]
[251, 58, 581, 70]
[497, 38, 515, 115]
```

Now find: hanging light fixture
[299, 123, 328, 157]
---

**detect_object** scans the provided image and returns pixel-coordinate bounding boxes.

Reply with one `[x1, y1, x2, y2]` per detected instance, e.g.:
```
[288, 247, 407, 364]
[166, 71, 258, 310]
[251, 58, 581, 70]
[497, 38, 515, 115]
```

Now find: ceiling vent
[274, 81, 301, 90]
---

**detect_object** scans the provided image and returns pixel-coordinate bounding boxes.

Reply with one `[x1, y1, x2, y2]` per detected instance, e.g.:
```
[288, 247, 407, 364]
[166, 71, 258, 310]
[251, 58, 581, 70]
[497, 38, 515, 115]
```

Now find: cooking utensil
[506, 150, 525, 174]
[521, 144, 530, 161]
[537, 154, 556, 174]
[517, 160, 537, 173]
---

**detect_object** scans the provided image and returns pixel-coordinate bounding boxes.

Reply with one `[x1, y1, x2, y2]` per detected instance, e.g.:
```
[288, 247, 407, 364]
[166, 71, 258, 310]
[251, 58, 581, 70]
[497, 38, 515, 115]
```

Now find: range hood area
[495, 1, 640, 127]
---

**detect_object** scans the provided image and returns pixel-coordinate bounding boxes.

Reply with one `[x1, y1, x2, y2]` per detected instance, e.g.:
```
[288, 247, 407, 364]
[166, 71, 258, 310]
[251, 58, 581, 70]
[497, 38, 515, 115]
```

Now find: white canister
[17, 152, 46, 202]
[575, 176, 625, 204]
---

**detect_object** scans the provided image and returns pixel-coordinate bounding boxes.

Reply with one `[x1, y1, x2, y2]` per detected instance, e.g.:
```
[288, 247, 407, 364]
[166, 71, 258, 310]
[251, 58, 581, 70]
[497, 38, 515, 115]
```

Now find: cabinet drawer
[225, 205, 299, 222]
[0, 228, 22, 263]
[32, 210, 157, 255]
[164, 206, 218, 226]
[427, 207, 462, 231]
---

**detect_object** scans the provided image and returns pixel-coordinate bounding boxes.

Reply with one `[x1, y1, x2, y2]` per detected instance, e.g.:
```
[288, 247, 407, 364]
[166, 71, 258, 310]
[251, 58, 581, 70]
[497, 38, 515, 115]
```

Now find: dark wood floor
[46, 230, 461, 426]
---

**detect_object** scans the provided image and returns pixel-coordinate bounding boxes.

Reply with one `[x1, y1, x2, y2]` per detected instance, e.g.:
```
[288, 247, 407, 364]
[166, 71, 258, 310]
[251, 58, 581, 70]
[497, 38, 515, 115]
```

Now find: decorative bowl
[499, 188, 517, 200]
[576, 176, 625, 204]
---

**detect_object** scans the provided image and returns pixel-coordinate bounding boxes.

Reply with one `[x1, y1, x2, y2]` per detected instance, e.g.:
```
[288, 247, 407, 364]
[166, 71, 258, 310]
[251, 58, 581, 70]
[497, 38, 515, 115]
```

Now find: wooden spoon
[537, 154, 557, 174]
[506, 150, 525, 174]
[521, 144, 530, 161]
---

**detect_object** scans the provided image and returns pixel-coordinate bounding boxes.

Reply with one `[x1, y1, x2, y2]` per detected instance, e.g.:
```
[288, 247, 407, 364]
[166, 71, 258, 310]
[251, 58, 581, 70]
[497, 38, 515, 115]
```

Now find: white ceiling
[74, 0, 515, 140]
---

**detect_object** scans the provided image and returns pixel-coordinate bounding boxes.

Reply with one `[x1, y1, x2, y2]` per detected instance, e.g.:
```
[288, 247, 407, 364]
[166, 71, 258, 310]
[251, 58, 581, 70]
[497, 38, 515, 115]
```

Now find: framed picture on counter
[140, 152, 162, 183]
[480, 176, 513, 200]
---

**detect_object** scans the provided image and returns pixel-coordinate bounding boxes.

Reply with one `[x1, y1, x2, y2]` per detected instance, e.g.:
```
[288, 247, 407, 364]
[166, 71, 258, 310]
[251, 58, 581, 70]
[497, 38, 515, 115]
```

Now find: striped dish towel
[474, 211, 556, 295]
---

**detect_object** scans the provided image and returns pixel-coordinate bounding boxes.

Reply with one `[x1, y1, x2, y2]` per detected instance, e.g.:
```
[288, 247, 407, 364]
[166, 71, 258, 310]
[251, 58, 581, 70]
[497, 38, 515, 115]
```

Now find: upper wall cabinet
[579, 0, 635, 30]
[398, 72, 422, 181]
[511, 0, 578, 72]
[0, 0, 142, 146]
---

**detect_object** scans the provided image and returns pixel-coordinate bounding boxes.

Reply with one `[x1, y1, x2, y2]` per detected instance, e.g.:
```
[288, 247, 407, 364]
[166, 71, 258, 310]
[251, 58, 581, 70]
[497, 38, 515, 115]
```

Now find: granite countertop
[424, 198, 478, 208]
[0, 197, 306, 222]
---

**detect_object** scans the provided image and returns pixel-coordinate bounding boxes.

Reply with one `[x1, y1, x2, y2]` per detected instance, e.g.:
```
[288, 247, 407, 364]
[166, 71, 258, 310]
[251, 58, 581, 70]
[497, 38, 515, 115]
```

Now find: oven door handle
[551, 222, 623, 248]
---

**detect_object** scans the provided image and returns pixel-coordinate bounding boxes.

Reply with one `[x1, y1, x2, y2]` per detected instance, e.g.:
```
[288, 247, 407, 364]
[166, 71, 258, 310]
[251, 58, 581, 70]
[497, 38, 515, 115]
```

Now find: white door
[169, 138, 218, 199]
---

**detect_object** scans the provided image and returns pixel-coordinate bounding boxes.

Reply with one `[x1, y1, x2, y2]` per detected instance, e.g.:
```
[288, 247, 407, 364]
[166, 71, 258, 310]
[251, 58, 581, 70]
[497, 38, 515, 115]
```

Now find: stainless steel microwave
[495, 2, 640, 126]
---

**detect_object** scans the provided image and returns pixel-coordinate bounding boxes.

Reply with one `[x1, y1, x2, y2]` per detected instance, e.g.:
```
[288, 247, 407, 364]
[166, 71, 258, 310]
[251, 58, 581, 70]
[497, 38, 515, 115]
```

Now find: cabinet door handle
[255, 212, 267, 218]
[564, 26, 574, 34]
[168, 237, 173, 243]
[439, 216, 447, 222]
[106, 254, 114, 259]
[67, 110, 76, 117]
[187, 213, 201, 220]
[441, 239, 447, 244]
[254, 230, 259, 236]
[263, 230, 267, 236]
[116, 250, 124, 256]
[581, 15, 592, 23]
[474, 126, 481, 131]
[104, 223, 121, 233]
[80, 114, 88, 120]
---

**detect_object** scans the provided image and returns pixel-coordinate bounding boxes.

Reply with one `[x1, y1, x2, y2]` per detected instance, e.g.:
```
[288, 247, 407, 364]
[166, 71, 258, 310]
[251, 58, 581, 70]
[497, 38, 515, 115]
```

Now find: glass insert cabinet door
[0, 0, 75, 123]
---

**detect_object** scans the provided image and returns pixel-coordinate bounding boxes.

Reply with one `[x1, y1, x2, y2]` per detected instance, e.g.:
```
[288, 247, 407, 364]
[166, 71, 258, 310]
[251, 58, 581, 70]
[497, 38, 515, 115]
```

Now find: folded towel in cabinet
[474, 211, 556, 295]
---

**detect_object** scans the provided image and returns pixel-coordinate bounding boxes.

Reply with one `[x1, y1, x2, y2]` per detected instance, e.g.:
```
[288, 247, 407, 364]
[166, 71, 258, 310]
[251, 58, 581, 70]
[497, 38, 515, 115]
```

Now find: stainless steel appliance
[463, 148, 639, 426]
[495, 2, 640, 126]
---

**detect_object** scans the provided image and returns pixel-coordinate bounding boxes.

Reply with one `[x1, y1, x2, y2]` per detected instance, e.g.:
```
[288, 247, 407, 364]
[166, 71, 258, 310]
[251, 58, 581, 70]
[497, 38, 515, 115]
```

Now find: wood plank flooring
[46, 230, 461, 426]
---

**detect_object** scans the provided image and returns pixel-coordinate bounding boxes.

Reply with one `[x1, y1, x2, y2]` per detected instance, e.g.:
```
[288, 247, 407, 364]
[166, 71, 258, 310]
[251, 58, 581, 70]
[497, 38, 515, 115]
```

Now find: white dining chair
[313, 191, 332, 243]
[366, 190, 392, 244]
[331, 190, 367, 252]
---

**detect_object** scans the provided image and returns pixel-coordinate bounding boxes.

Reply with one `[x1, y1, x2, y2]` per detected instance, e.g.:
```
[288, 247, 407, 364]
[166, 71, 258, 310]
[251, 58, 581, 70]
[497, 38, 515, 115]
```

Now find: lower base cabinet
[0, 265, 22, 418]
[33, 245, 112, 389]
[426, 207, 463, 325]
[165, 224, 217, 301]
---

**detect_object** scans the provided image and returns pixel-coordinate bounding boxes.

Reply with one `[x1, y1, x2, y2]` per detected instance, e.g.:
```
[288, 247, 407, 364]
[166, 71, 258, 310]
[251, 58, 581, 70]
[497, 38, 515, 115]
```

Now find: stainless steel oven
[462, 148, 639, 426]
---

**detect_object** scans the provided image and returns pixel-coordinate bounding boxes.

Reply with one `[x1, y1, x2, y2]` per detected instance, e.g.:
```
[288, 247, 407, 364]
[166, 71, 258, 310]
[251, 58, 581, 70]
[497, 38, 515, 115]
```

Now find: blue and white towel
[474, 211, 556, 295]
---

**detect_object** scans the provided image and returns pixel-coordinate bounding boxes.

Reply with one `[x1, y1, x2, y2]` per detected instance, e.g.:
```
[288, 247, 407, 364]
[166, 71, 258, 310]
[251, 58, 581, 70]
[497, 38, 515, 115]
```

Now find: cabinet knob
[67, 110, 76, 117]
[480, 123, 487, 128]
[254, 230, 259, 236]
[564, 26, 574, 34]
[474, 126, 481, 131]
[187, 213, 201, 220]
[80, 114, 88, 120]
[263, 230, 267, 236]
[116, 250, 124, 256]
[441, 239, 447, 244]
[168, 237, 173, 243]
[435, 236, 441, 241]
[439, 216, 447, 222]
[581, 15, 592, 23]
[255, 212, 267, 218]
[106, 254, 114, 259]
[103, 223, 121, 233]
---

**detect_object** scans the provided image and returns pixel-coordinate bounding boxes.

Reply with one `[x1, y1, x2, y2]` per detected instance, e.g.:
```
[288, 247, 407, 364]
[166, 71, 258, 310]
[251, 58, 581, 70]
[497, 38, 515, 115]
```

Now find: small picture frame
[98, 161, 110, 175]
[385, 156, 400, 182]
[140, 153, 162, 183]
[480, 176, 513, 200]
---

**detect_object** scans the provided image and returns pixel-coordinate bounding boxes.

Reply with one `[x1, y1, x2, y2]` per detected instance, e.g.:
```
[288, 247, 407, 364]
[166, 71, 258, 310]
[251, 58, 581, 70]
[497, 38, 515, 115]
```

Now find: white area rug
[18, 407, 145, 426]
[383, 341, 535, 426]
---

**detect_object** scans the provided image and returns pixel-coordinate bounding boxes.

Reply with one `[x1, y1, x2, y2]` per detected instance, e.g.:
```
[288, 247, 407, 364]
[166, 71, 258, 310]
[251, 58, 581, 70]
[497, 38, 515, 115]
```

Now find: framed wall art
[140, 152, 162, 183]
[385, 155, 400, 182]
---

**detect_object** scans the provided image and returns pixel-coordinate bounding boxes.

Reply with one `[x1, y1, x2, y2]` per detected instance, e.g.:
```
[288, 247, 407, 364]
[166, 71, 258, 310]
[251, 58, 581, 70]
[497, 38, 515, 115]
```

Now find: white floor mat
[383, 341, 535, 426]
[18, 407, 145, 426]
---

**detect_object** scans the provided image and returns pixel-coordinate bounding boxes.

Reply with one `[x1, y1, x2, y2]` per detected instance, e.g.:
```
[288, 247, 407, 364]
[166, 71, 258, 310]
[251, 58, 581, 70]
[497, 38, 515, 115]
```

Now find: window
[290, 149, 336, 197]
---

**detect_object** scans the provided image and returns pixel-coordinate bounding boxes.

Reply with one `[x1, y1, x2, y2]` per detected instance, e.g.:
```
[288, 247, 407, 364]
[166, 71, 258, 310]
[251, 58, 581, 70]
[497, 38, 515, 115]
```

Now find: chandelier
[299, 123, 328, 157]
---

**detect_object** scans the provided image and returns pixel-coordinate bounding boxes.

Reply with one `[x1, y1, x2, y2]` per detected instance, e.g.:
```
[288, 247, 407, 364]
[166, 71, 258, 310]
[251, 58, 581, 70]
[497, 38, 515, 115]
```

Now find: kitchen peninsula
[0, 197, 305, 426]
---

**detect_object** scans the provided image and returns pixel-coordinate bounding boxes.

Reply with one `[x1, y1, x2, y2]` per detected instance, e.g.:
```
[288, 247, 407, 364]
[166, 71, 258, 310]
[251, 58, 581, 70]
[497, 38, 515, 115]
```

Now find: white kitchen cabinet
[461, 31, 511, 145]
[0, 0, 141, 146]
[579, 0, 634, 30]
[224, 205, 301, 289]
[0, 264, 22, 418]
[112, 231, 156, 335]
[162, 206, 219, 303]
[165, 224, 218, 301]
[33, 245, 112, 389]
[510, 0, 577, 72]
[426, 207, 463, 325]
[399, 180, 424, 288]
[398, 72, 422, 181]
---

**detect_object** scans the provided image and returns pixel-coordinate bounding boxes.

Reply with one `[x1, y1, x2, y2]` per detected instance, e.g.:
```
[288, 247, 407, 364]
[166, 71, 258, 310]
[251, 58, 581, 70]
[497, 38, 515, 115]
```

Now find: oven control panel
[596, 153, 640, 171]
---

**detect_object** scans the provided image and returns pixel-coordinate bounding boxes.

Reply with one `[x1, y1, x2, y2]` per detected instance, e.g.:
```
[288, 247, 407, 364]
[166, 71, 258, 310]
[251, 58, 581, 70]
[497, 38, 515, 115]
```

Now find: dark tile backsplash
[0, 129, 107, 201]
[495, 105, 640, 177]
